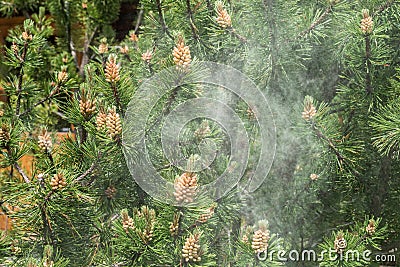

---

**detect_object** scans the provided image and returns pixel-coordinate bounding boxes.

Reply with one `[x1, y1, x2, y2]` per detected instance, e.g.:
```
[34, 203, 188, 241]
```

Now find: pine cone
[129, 31, 138, 42]
[302, 99, 317, 120]
[57, 68, 69, 84]
[251, 228, 270, 253]
[22, 31, 32, 41]
[121, 210, 135, 233]
[79, 96, 96, 118]
[120, 45, 129, 54]
[361, 9, 373, 34]
[98, 38, 109, 54]
[173, 36, 191, 68]
[247, 107, 255, 120]
[96, 110, 107, 130]
[11, 42, 18, 55]
[106, 108, 122, 138]
[173, 172, 198, 203]
[366, 219, 376, 235]
[0, 108, 4, 117]
[334, 233, 347, 254]
[216, 4, 232, 28]
[141, 50, 153, 63]
[140, 206, 156, 243]
[105, 54, 120, 83]
[0, 125, 10, 148]
[105, 185, 117, 199]
[310, 173, 319, 181]
[182, 233, 202, 262]
[170, 213, 180, 236]
[197, 206, 215, 223]
[38, 130, 52, 152]
[50, 173, 67, 191]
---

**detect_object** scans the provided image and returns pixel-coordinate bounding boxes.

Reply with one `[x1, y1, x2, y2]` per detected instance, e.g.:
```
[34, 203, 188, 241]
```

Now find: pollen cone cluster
[38, 130, 52, 152]
[361, 9, 373, 34]
[182, 233, 201, 262]
[173, 36, 191, 68]
[106, 108, 122, 138]
[121, 210, 134, 233]
[141, 50, 153, 63]
[98, 38, 108, 54]
[79, 95, 96, 118]
[302, 98, 317, 120]
[105, 54, 120, 83]
[216, 4, 232, 28]
[0, 125, 10, 147]
[96, 109, 107, 130]
[173, 172, 198, 203]
[57, 67, 68, 84]
[135, 206, 156, 244]
[366, 219, 376, 235]
[50, 173, 67, 190]
[334, 233, 347, 254]
[129, 31, 138, 42]
[251, 223, 270, 253]
[105, 185, 117, 199]
[170, 213, 180, 236]
[197, 206, 215, 223]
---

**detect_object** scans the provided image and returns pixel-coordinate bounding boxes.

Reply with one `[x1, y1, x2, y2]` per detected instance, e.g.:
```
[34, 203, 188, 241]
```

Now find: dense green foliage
[0, 0, 399, 266]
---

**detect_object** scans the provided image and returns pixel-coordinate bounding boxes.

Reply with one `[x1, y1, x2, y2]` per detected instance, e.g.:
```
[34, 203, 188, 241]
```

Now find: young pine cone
[120, 45, 129, 54]
[79, 96, 96, 118]
[0, 125, 10, 147]
[141, 50, 153, 63]
[366, 219, 376, 235]
[57, 68, 69, 84]
[197, 206, 215, 223]
[38, 130, 52, 152]
[251, 228, 270, 253]
[98, 38, 108, 54]
[302, 98, 317, 121]
[173, 172, 198, 203]
[96, 110, 107, 130]
[361, 9, 373, 34]
[182, 233, 202, 262]
[334, 233, 347, 254]
[105, 54, 120, 83]
[121, 210, 135, 233]
[173, 36, 191, 68]
[129, 31, 138, 42]
[170, 213, 180, 236]
[105, 185, 117, 199]
[22, 31, 33, 41]
[106, 108, 122, 138]
[50, 173, 67, 191]
[310, 173, 319, 181]
[216, 4, 232, 28]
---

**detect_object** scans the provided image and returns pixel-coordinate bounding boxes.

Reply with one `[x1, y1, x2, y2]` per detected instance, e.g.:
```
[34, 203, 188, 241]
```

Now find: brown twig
[75, 160, 97, 182]
[186, 0, 200, 40]
[227, 27, 247, 43]
[18, 86, 59, 117]
[13, 162, 31, 183]
[155, 0, 173, 40]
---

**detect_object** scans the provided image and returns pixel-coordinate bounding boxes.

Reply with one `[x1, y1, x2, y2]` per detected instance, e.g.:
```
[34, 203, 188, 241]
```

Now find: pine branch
[111, 83, 123, 114]
[296, 6, 332, 39]
[227, 27, 247, 43]
[134, 8, 144, 33]
[365, 35, 372, 94]
[13, 162, 31, 183]
[311, 122, 345, 165]
[155, 0, 173, 39]
[18, 86, 60, 117]
[186, 0, 200, 40]
[15, 41, 28, 117]
[75, 160, 97, 182]
[372, 0, 395, 16]
[79, 26, 98, 76]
